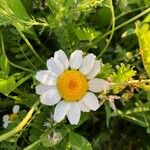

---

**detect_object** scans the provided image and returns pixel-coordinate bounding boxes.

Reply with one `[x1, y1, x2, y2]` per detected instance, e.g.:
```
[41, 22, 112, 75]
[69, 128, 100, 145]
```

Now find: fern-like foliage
[1, 27, 40, 69]
[111, 64, 136, 94]
[111, 64, 136, 83]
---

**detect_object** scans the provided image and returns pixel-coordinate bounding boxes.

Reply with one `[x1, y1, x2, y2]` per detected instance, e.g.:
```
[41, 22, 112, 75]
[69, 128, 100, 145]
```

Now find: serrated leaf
[69, 132, 92, 150]
[75, 27, 100, 41]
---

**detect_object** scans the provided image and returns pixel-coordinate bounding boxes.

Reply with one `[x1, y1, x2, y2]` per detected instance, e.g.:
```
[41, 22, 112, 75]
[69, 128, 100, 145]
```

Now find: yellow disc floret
[57, 70, 88, 102]
[9, 113, 17, 121]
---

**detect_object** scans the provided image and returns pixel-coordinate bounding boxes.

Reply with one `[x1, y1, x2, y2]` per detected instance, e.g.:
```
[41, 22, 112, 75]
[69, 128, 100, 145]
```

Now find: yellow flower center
[9, 113, 17, 121]
[57, 70, 88, 102]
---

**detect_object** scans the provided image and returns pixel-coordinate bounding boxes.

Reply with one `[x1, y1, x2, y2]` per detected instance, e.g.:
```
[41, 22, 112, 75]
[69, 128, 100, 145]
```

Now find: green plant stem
[114, 110, 146, 127]
[97, 0, 115, 58]
[17, 29, 45, 65]
[24, 139, 42, 150]
[115, 6, 148, 20]
[110, 79, 150, 86]
[0, 31, 34, 73]
[15, 105, 43, 144]
[19, 42, 36, 70]
[0, 100, 40, 142]
[97, 7, 150, 51]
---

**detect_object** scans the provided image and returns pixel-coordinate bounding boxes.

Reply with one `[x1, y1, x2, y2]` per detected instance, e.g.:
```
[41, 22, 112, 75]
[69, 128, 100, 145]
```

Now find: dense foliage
[0, 0, 150, 149]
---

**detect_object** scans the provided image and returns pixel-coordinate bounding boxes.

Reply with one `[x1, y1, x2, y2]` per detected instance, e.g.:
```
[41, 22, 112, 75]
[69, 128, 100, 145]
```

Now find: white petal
[54, 50, 69, 70]
[3, 115, 9, 122]
[88, 78, 110, 93]
[78, 100, 90, 112]
[35, 70, 57, 86]
[79, 54, 96, 75]
[69, 50, 83, 70]
[40, 88, 61, 106]
[67, 102, 81, 125]
[36, 84, 54, 95]
[109, 99, 116, 111]
[54, 101, 71, 122]
[13, 105, 20, 114]
[47, 58, 63, 76]
[3, 122, 10, 129]
[87, 60, 101, 79]
[83, 92, 100, 111]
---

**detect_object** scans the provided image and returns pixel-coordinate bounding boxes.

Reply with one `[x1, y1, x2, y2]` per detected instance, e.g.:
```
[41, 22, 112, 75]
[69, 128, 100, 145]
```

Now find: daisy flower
[2, 105, 20, 128]
[35, 50, 110, 125]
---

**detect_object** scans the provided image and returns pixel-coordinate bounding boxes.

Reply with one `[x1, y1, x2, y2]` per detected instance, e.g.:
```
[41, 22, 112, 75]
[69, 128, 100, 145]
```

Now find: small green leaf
[104, 101, 112, 127]
[15, 75, 31, 88]
[75, 27, 100, 41]
[0, 77, 16, 95]
[69, 132, 92, 150]
[122, 28, 135, 38]
[0, 55, 10, 76]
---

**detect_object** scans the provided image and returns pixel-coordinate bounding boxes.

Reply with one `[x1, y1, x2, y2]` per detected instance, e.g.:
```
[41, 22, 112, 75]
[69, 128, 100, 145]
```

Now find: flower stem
[115, 6, 148, 20]
[0, 100, 39, 142]
[97, 0, 115, 58]
[97, 7, 150, 50]
[0, 31, 34, 73]
[23, 139, 42, 150]
[17, 29, 45, 65]
[110, 79, 150, 86]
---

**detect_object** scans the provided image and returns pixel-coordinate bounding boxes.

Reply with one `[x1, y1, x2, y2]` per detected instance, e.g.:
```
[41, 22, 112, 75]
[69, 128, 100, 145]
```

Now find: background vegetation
[0, 0, 150, 149]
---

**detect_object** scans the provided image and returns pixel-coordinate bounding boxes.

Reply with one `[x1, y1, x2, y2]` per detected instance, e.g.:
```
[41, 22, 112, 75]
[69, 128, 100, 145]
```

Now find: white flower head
[48, 132, 62, 144]
[2, 105, 20, 128]
[35, 50, 110, 125]
[2, 115, 10, 128]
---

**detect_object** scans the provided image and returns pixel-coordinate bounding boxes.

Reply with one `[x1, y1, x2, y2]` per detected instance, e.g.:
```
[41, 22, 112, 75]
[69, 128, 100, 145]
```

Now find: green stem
[15, 105, 43, 143]
[115, 6, 148, 20]
[17, 29, 45, 65]
[19, 42, 36, 70]
[97, 0, 115, 58]
[24, 123, 59, 150]
[24, 139, 42, 150]
[0, 100, 39, 142]
[97, 7, 150, 44]
[0, 31, 34, 73]
[110, 79, 150, 86]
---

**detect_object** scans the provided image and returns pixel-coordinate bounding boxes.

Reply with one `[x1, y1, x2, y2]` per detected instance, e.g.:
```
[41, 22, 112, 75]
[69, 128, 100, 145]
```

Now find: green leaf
[136, 22, 150, 77]
[0, 76, 16, 95]
[75, 27, 100, 41]
[104, 101, 112, 127]
[15, 75, 31, 88]
[0, 0, 36, 36]
[121, 28, 135, 38]
[0, 55, 10, 76]
[5, 0, 30, 20]
[69, 132, 92, 150]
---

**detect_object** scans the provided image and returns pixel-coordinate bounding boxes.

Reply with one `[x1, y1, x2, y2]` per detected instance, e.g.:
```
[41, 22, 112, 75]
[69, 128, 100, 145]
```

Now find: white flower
[2, 105, 20, 128]
[48, 132, 62, 144]
[35, 50, 110, 125]
[2, 115, 11, 129]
